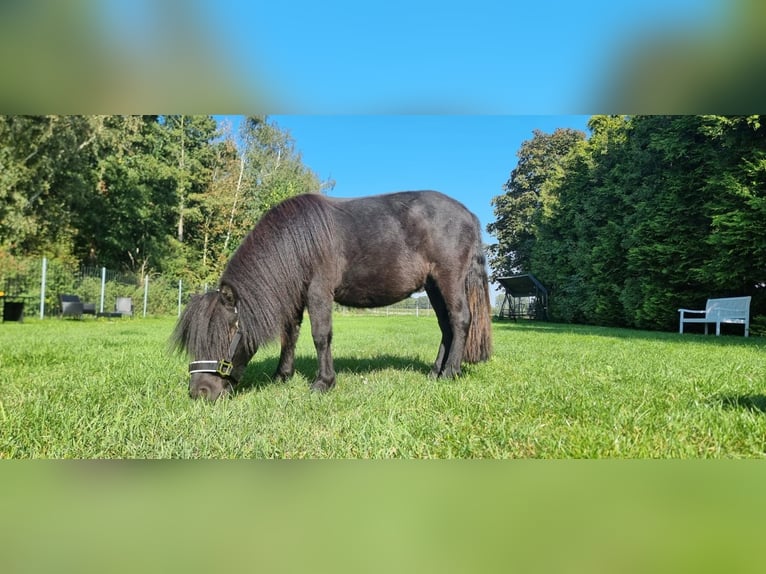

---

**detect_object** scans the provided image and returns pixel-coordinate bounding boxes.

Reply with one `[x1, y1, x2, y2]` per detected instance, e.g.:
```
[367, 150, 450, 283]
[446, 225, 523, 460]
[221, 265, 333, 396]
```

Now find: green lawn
[0, 314, 764, 458]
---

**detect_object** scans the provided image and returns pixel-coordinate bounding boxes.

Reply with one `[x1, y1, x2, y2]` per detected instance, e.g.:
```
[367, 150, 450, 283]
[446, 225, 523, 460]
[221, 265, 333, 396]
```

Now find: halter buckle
[187, 327, 243, 383]
[216, 360, 234, 378]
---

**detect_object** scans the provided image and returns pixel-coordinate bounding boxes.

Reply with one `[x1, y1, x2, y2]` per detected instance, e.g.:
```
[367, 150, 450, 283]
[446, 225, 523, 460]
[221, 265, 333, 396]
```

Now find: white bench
[678, 296, 751, 337]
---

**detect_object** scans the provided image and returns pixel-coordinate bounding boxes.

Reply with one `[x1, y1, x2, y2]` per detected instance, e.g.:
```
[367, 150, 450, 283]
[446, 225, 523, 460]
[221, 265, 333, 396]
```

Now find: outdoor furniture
[2, 299, 25, 322]
[678, 296, 751, 337]
[115, 297, 133, 317]
[96, 297, 133, 318]
[59, 294, 85, 319]
[2, 278, 30, 322]
[97, 297, 133, 317]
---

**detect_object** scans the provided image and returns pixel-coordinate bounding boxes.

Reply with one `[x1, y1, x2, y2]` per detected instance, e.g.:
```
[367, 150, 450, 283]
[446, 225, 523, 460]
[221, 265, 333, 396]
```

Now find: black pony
[173, 190, 492, 400]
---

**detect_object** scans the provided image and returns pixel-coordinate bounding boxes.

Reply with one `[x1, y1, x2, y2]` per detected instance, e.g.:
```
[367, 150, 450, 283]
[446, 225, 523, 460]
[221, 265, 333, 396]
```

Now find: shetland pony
[173, 191, 492, 400]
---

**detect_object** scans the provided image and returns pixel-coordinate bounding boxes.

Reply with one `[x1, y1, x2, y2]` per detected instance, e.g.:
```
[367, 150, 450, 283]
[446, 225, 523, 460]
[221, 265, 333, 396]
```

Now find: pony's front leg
[307, 288, 336, 392]
[274, 308, 304, 382]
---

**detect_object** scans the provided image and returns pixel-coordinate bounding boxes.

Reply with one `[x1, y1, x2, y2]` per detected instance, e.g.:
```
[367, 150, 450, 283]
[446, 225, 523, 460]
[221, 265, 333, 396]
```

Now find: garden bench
[59, 294, 84, 319]
[678, 296, 751, 337]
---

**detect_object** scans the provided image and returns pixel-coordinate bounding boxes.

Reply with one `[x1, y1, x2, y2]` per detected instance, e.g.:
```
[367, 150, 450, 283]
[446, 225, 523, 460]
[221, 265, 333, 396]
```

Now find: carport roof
[496, 274, 548, 297]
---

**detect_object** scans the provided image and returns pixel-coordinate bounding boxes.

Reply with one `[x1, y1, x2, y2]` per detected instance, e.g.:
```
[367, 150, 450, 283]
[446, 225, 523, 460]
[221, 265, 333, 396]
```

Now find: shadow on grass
[719, 394, 766, 414]
[491, 318, 759, 346]
[234, 354, 432, 394]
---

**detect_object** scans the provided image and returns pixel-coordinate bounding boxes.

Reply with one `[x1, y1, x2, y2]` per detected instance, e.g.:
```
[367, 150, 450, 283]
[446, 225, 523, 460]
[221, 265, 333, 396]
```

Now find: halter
[188, 309, 244, 382]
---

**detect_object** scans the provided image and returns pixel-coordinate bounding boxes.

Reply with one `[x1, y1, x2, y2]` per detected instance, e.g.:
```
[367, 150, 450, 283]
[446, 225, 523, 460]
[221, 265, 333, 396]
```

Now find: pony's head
[172, 284, 252, 401]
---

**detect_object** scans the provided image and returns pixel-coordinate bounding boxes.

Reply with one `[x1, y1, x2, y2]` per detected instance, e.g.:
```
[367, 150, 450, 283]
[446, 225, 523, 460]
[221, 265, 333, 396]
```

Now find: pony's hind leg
[425, 277, 452, 377]
[427, 274, 470, 379]
[274, 307, 304, 382]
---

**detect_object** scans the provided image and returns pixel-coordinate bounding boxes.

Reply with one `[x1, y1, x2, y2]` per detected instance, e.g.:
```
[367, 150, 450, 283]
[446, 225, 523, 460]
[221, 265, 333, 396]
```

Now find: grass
[0, 314, 764, 458]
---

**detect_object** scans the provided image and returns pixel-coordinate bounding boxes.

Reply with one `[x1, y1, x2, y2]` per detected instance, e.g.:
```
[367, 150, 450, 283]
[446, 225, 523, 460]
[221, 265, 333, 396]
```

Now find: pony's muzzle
[188, 358, 238, 401]
[188, 372, 233, 401]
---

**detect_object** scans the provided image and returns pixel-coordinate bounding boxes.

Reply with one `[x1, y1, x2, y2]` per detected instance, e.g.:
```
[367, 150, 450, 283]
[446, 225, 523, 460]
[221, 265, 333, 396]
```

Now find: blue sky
[205, 0, 722, 113]
[268, 115, 590, 245]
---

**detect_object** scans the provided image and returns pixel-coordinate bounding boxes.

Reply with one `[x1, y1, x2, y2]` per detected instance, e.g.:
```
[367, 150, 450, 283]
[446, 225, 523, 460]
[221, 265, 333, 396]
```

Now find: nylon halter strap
[188, 308, 243, 382]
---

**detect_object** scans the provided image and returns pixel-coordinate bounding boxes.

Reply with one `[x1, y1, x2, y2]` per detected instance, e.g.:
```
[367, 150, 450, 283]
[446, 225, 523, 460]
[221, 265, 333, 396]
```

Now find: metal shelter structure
[496, 274, 549, 320]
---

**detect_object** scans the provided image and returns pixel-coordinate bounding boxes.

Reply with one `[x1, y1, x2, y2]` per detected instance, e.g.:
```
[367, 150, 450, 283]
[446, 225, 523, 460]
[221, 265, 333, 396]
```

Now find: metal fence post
[39, 256, 47, 319]
[100, 266, 106, 313]
[178, 279, 182, 317]
[143, 274, 149, 318]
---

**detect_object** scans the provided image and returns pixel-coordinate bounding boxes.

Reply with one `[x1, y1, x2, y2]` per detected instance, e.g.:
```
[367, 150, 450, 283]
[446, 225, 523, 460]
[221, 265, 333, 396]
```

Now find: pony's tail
[464, 232, 492, 364]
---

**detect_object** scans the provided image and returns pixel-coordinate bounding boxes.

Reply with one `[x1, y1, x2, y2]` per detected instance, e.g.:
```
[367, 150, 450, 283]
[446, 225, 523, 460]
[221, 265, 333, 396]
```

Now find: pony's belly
[334, 290, 414, 308]
[335, 250, 429, 308]
[334, 281, 424, 309]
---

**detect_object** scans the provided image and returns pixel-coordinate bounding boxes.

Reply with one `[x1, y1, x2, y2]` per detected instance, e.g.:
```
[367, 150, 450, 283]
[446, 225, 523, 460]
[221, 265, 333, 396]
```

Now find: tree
[175, 116, 327, 286]
[530, 133, 595, 324]
[487, 127, 585, 280]
[0, 115, 99, 257]
[698, 116, 766, 295]
[160, 115, 218, 245]
[70, 116, 173, 275]
[494, 115, 766, 331]
[61, 115, 224, 277]
[1, 115, 326, 282]
[618, 115, 725, 329]
[184, 121, 245, 286]
[223, 116, 325, 252]
[532, 116, 631, 325]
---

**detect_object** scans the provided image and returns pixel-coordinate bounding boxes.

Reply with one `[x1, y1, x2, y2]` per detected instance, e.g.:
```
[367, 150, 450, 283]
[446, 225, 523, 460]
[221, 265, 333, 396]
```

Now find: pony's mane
[220, 193, 335, 351]
[171, 291, 233, 359]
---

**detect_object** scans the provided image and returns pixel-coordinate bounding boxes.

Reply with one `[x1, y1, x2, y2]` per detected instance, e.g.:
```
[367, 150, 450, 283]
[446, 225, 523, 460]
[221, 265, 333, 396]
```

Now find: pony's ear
[219, 284, 237, 310]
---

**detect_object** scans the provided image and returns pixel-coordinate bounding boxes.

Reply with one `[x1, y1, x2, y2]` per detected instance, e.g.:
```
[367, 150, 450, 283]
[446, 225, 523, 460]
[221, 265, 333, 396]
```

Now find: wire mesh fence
[1, 257, 212, 320]
[1, 257, 437, 321]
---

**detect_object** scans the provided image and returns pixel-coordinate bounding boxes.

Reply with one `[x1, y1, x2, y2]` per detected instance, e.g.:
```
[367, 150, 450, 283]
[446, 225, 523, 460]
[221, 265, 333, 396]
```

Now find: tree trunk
[223, 153, 246, 254]
[177, 115, 186, 243]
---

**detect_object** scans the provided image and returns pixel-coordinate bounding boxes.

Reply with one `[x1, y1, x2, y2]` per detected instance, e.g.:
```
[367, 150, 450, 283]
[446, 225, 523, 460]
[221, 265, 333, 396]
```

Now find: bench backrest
[59, 294, 82, 304]
[705, 296, 751, 321]
[59, 293, 84, 316]
[115, 296, 133, 316]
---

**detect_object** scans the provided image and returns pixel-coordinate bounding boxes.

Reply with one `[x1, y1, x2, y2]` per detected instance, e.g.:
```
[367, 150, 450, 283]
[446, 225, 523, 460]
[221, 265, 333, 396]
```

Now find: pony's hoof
[310, 379, 335, 392]
[439, 366, 462, 379]
[273, 371, 294, 383]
